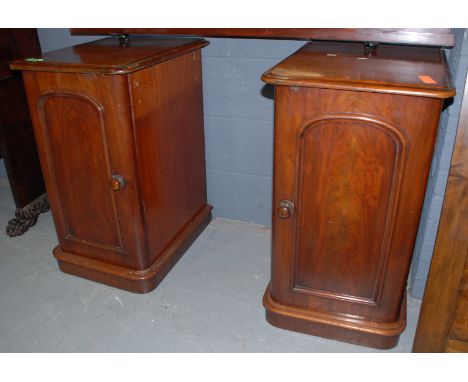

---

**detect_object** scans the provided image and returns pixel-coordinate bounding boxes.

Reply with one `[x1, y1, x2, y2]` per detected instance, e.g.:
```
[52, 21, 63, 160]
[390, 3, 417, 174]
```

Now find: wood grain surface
[70, 28, 455, 47]
[412, 74, 468, 352]
[11, 36, 208, 74]
[15, 37, 211, 292]
[262, 41, 455, 98]
[264, 42, 453, 348]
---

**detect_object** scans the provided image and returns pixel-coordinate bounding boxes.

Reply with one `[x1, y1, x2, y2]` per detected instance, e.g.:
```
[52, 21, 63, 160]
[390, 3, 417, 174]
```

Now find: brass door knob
[111, 175, 126, 191]
[277, 200, 294, 219]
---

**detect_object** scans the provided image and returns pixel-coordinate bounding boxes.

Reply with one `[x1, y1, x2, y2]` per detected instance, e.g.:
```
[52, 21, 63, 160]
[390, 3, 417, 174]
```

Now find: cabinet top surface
[10, 36, 209, 74]
[262, 41, 455, 98]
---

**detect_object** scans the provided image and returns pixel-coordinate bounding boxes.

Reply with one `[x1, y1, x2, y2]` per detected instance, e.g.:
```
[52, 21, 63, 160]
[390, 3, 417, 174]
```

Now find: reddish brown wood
[0, 28, 48, 236]
[264, 287, 406, 349]
[445, 339, 468, 353]
[263, 41, 454, 349]
[412, 73, 468, 353]
[0, 29, 44, 207]
[263, 41, 454, 98]
[129, 50, 208, 264]
[10, 37, 209, 74]
[70, 28, 455, 47]
[13, 36, 211, 293]
[0, 76, 45, 207]
[449, 266, 468, 343]
[55, 205, 212, 293]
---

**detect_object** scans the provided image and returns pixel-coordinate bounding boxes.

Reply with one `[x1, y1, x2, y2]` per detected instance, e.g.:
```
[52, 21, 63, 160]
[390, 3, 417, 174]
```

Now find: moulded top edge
[262, 41, 455, 99]
[10, 37, 209, 74]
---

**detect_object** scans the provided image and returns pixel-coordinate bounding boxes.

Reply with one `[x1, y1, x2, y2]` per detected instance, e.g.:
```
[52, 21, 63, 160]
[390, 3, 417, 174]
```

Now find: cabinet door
[271, 86, 442, 322]
[22, 71, 148, 269]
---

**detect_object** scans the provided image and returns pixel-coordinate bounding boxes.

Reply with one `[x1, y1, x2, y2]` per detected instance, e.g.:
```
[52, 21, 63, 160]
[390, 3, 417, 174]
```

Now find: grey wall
[12, 29, 467, 300]
[409, 28, 468, 298]
[202, 38, 304, 225]
[36, 29, 100, 52]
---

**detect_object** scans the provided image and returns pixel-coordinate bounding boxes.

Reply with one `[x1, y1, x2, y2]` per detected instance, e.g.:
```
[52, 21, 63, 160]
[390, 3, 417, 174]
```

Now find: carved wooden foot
[6, 193, 50, 237]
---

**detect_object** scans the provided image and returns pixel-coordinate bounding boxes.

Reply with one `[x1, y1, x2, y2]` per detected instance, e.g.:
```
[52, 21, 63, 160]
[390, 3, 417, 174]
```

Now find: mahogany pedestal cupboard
[262, 42, 454, 349]
[11, 37, 212, 293]
[11, 32, 456, 350]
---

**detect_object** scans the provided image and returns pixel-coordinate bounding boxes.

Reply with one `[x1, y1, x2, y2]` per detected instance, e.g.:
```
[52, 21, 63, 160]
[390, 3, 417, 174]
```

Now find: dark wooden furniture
[11, 36, 212, 293]
[71, 28, 455, 47]
[412, 73, 468, 353]
[261, 41, 455, 349]
[10, 29, 458, 349]
[0, 28, 49, 236]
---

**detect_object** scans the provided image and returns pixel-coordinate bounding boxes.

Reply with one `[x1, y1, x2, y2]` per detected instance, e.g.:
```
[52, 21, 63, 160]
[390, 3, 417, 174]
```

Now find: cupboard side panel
[130, 50, 208, 262]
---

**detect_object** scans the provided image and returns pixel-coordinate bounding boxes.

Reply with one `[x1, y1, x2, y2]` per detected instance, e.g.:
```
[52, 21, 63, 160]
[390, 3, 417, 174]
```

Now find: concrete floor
[0, 181, 421, 352]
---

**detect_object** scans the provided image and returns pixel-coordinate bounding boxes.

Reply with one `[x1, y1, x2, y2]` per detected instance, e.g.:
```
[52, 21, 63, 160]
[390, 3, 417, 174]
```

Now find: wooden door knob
[111, 175, 126, 191]
[277, 200, 294, 219]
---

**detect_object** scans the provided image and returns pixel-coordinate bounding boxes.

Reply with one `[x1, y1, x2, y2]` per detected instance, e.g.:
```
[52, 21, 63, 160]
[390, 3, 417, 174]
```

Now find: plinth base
[54, 206, 212, 293]
[263, 285, 407, 349]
